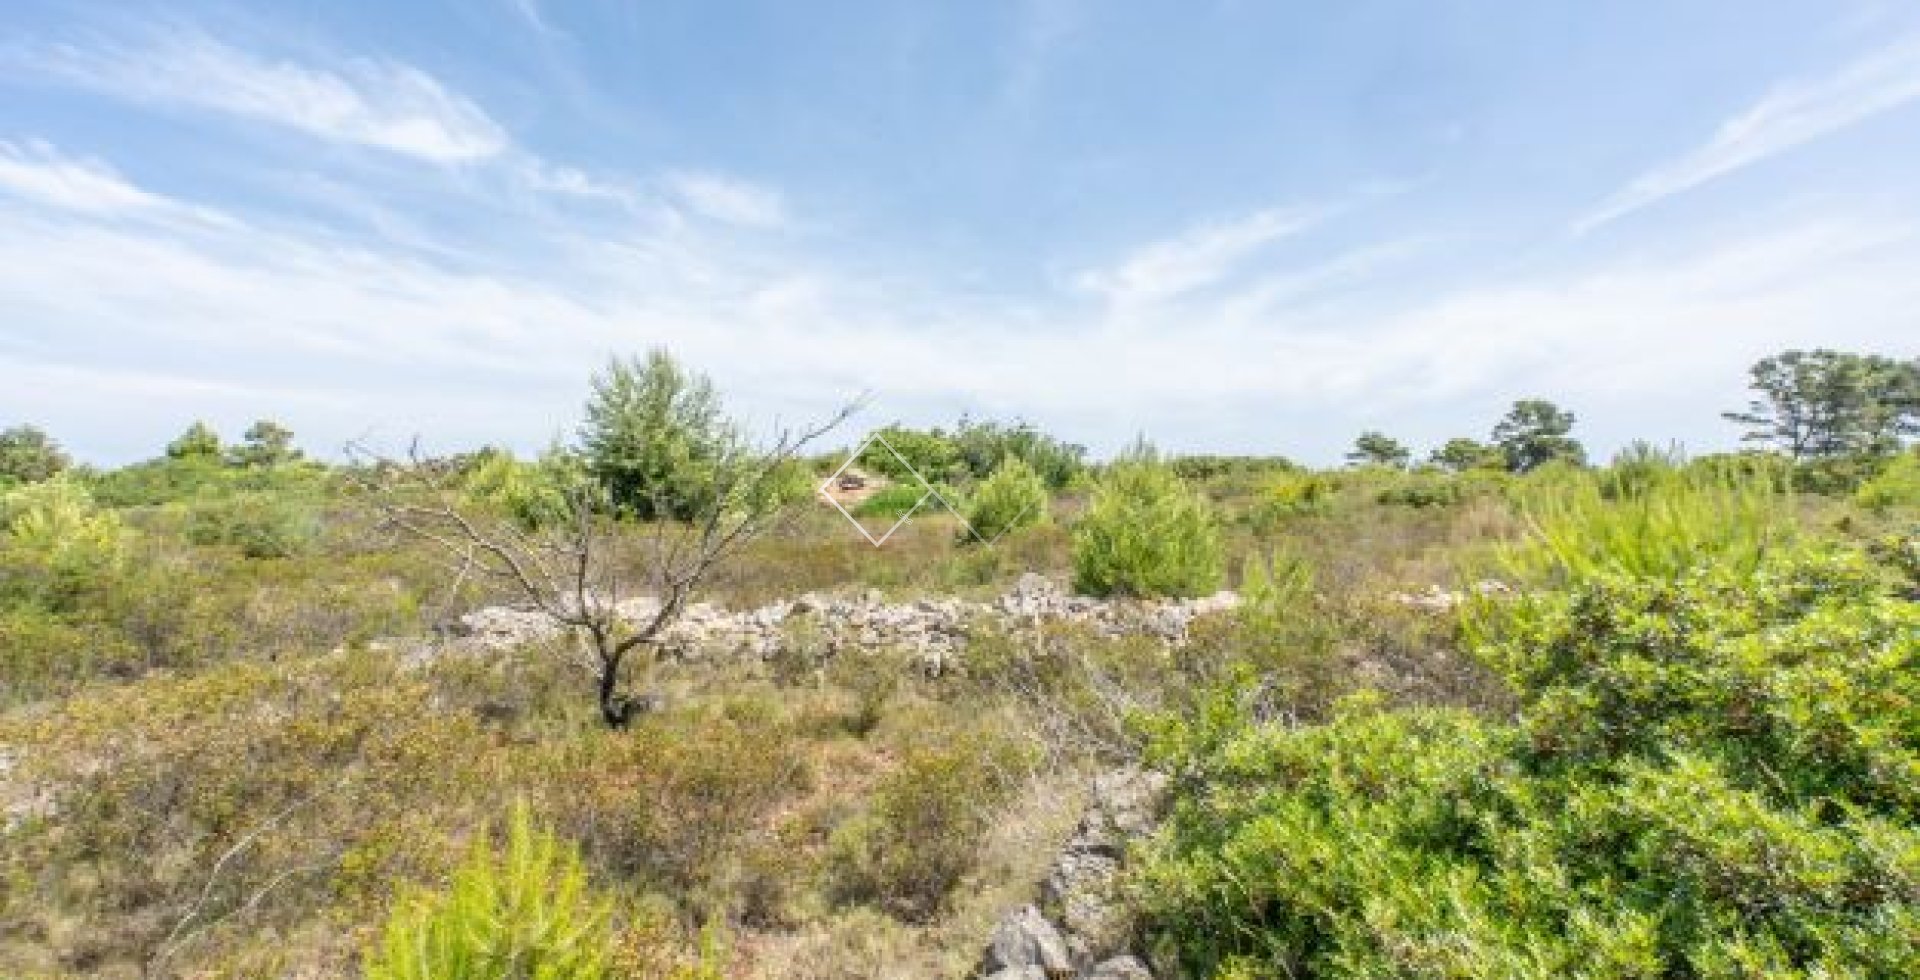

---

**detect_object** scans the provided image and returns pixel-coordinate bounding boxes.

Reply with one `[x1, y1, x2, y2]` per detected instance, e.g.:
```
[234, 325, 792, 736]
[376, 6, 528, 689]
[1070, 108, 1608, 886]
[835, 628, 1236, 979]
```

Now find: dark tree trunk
[596, 657, 631, 729]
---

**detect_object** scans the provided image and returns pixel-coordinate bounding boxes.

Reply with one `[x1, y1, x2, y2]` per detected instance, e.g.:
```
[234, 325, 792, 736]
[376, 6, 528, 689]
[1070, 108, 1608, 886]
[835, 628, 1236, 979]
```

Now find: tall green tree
[228, 420, 301, 468]
[950, 416, 1086, 487]
[579, 350, 738, 520]
[1723, 349, 1920, 459]
[0, 425, 69, 484]
[165, 421, 222, 461]
[1345, 431, 1411, 469]
[1492, 399, 1585, 473]
[1428, 437, 1505, 473]
[858, 424, 962, 484]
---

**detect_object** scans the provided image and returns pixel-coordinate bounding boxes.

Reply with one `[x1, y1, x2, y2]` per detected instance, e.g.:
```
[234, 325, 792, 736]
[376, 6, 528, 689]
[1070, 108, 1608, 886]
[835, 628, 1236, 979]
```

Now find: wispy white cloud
[1576, 34, 1920, 233]
[12, 29, 508, 163]
[664, 171, 790, 228]
[0, 139, 169, 214]
[0, 139, 233, 228]
[519, 158, 646, 211]
[507, 0, 567, 39]
[1076, 206, 1323, 309]
[6, 139, 1912, 464]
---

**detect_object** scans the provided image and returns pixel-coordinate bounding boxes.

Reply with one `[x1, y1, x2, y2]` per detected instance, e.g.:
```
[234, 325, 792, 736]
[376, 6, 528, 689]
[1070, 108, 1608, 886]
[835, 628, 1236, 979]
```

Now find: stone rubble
[979, 768, 1170, 979]
[1388, 578, 1513, 613]
[428, 573, 1240, 669]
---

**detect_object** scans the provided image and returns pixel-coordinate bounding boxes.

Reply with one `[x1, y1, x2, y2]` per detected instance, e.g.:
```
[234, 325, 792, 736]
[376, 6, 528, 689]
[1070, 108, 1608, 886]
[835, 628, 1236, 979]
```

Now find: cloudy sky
[3, 1, 1917, 464]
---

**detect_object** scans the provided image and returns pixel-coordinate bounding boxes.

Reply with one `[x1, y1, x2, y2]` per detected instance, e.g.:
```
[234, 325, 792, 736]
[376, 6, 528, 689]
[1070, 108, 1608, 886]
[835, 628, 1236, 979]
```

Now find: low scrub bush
[543, 706, 810, 912]
[1071, 451, 1223, 598]
[960, 457, 1048, 543]
[1493, 462, 1792, 588]
[851, 482, 935, 520]
[459, 448, 578, 530]
[1, 477, 129, 610]
[366, 801, 615, 979]
[1856, 449, 1920, 512]
[1373, 470, 1464, 508]
[185, 492, 321, 557]
[825, 737, 1022, 923]
[1136, 544, 1919, 977]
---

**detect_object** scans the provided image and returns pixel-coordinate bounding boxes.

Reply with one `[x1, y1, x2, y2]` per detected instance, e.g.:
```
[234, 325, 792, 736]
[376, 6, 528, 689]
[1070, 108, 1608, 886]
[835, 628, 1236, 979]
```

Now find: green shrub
[185, 492, 321, 558]
[580, 350, 741, 521]
[0, 477, 128, 609]
[951, 417, 1086, 487]
[0, 424, 69, 484]
[960, 457, 1049, 543]
[1793, 453, 1886, 495]
[460, 448, 577, 530]
[825, 740, 1018, 922]
[1263, 471, 1333, 513]
[859, 425, 963, 484]
[1071, 452, 1223, 598]
[1374, 470, 1464, 508]
[1494, 462, 1792, 588]
[1136, 546, 1920, 977]
[851, 481, 935, 519]
[366, 801, 614, 979]
[1856, 449, 1920, 511]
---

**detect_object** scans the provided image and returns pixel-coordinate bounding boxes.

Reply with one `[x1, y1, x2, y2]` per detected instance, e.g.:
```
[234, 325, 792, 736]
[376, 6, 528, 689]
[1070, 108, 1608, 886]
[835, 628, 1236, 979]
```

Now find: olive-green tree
[1723, 349, 1920, 459]
[165, 421, 223, 461]
[580, 351, 737, 521]
[1345, 431, 1411, 469]
[0, 425, 70, 484]
[1492, 399, 1585, 472]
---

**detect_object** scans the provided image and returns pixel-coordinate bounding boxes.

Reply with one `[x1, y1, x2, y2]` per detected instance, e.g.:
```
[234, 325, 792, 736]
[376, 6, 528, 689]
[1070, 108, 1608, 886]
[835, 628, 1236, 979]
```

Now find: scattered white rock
[981, 904, 1075, 976]
[410, 576, 1243, 668]
[1389, 579, 1513, 613]
[979, 768, 1169, 978]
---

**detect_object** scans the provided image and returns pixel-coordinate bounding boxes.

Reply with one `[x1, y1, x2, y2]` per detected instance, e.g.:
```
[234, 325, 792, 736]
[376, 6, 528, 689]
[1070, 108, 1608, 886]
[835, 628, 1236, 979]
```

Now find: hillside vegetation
[0, 348, 1916, 978]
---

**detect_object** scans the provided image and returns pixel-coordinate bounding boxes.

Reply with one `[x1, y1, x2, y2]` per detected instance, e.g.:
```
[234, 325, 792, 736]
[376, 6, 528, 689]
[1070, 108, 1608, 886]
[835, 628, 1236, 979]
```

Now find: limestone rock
[981, 904, 1074, 976]
[1085, 955, 1153, 979]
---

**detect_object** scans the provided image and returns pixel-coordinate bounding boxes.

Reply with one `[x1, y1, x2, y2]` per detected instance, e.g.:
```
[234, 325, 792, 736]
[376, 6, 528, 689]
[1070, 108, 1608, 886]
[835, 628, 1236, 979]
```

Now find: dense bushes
[1136, 544, 1919, 977]
[825, 739, 1021, 922]
[1072, 451, 1223, 598]
[185, 491, 321, 557]
[459, 448, 579, 530]
[1856, 448, 1920, 511]
[961, 457, 1049, 543]
[1494, 460, 1793, 586]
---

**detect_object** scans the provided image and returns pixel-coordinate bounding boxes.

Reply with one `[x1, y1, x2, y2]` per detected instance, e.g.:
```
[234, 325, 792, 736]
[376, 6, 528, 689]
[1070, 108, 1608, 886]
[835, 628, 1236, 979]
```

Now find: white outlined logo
[817, 431, 1039, 547]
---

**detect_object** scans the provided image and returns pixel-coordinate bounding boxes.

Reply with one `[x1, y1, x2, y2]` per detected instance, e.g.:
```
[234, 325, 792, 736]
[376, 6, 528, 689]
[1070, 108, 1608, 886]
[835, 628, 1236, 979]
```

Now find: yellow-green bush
[1, 477, 129, 610]
[1071, 454, 1223, 598]
[960, 456, 1049, 543]
[1856, 449, 1920, 511]
[1136, 544, 1920, 977]
[1493, 461, 1793, 588]
[366, 801, 615, 980]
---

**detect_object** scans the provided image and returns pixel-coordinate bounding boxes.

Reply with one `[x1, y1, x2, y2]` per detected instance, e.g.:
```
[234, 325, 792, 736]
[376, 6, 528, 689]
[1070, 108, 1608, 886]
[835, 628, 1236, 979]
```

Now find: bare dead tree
[352, 405, 853, 728]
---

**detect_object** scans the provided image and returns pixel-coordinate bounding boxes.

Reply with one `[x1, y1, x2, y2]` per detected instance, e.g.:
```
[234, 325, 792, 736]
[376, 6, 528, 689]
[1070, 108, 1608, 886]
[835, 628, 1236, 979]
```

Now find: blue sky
[3, 1, 1918, 464]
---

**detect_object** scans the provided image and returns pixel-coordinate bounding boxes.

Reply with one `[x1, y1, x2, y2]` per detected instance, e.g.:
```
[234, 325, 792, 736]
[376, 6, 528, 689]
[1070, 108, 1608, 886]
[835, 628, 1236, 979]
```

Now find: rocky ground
[977, 768, 1169, 979]
[422, 573, 1243, 672]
